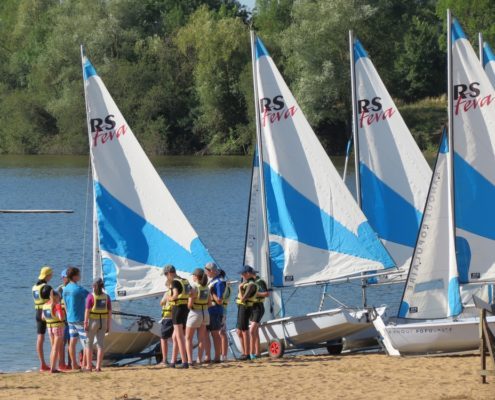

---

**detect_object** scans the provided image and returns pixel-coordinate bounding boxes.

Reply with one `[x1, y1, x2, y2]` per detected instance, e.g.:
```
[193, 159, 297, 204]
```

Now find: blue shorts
[68, 322, 88, 347]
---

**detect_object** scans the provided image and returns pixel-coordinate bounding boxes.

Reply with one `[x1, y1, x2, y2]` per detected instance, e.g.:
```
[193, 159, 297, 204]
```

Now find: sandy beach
[0, 353, 492, 400]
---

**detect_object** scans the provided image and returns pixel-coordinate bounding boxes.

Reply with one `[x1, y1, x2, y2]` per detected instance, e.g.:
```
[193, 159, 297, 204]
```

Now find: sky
[239, 0, 255, 10]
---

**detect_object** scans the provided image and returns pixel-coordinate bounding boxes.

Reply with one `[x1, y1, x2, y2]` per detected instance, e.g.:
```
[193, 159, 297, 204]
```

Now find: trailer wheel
[268, 339, 285, 358]
[326, 340, 343, 355]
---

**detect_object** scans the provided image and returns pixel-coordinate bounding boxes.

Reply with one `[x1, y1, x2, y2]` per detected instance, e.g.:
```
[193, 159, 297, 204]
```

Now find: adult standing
[62, 267, 89, 370]
[164, 265, 190, 369]
[219, 269, 231, 361]
[159, 278, 174, 366]
[205, 262, 225, 363]
[235, 266, 258, 361]
[250, 272, 270, 358]
[32, 265, 53, 372]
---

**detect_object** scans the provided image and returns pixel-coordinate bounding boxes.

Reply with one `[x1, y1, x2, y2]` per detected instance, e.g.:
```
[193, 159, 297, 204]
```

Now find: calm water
[0, 155, 402, 372]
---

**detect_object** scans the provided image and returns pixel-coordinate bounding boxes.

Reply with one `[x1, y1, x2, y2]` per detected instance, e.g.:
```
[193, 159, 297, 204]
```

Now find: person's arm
[55, 304, 64, 321]
[160, 292, 168, 306]
[84, 294, 93, 332]
[242, 283, 256, 303]
[188, 287, 197, 310]
[257, 281, 270, 298]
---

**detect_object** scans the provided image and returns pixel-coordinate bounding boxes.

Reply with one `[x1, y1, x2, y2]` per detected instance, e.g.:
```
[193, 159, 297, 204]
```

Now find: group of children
[32, 266, 111, 373]
[33, 261, 270, 372]
[159, 262, 270, 368]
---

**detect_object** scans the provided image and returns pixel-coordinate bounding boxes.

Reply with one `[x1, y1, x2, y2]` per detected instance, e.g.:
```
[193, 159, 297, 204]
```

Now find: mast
[349, 30, 362, 208]
[447, 10, 456, 234]
[250, 30, 275, 318]
[479, 32, 484, 65]
[80, 45, 100, 279]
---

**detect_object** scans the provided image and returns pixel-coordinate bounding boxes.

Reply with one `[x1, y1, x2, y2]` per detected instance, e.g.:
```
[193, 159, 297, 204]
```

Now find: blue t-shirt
[63, 282, 89, 323]
[209, 277, 226, 315]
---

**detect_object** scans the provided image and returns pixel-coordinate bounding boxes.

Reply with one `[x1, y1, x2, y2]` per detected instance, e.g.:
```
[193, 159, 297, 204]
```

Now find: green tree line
[0, 0, 494, 155]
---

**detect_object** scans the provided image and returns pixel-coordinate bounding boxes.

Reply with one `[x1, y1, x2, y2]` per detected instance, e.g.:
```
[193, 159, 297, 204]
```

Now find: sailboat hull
[374, 313, 495, 355]
[102, 313, 160, 362]
[230, 307, 382, 355]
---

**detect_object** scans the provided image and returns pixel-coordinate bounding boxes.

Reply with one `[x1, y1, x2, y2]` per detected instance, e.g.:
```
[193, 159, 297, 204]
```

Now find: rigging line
[81, 156, 92, 284]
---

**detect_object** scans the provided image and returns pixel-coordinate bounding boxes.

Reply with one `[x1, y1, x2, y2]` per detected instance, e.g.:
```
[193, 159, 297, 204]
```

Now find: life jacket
[42, 302, 65, 328]
[236, 279, 258, 307]
[169, 278, 191, 306]
[192, 283, 209, 311]
[209, 277, 226, 306]
[223, 284, 232, 308]
[161, 288, 172, 319]
[32, 282, 47, 310]
[254, 277, 268, 303]
[89, 293, 109, 319]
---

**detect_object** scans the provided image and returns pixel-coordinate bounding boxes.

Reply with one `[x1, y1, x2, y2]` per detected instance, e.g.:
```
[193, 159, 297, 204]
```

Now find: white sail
[253, 36, 395, 287]
[399, 133, 462, 319]
[353, 38, 431, 270]
[451, 20, 495, 283]
[483, 40, 495, 86]
[81, 53, 215, 300]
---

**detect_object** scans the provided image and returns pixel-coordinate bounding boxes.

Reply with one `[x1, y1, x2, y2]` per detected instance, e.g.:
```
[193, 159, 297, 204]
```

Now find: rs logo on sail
[358, 97, 395, 128]
[453, 82, 494, 115]
[90, 114, 127, 147]
[260, 95, 297, 127]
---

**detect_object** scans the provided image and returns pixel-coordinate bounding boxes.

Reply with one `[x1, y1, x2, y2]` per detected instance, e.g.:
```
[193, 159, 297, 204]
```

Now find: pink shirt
[85, 293, 112, 311]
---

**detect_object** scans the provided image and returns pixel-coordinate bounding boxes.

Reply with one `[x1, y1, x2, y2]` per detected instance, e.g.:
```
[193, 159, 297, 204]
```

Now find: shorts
[160, 318, 174, 339]
[48, 326, 65, 337]
[186, 309, 210, 329]
[86, 318, 107, 350]
[236, 305, 252, 331]
[250, 302, 265, 323]
[172, 305, 189, 326]
[68, 322, 88, 347]
[35, 309, 46, 335]
[207, 312, 223, 331]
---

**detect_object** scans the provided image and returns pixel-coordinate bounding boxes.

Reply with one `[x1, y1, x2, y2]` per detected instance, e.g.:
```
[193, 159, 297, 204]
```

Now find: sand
[0, 354, 492, 400]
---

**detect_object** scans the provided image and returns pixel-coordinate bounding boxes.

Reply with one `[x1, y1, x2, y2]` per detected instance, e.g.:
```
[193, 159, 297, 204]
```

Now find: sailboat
[349, 33, 431, 274]
[373, 13, 495, 356]
[80, 48, 216, 360]
[482, 37, 495, 86]
[230, 32, 395, 356]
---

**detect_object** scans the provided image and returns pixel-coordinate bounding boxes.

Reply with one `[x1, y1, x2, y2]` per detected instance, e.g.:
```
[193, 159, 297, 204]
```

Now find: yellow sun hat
[38, 265, 53, 280]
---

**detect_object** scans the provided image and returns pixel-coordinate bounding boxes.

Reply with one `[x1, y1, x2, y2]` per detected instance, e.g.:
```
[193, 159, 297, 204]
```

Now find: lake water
[0, 155, 403, 372]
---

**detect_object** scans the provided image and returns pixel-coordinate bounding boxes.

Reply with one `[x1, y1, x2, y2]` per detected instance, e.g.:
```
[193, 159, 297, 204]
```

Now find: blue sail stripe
[360, 163, 422, 248]
[102, 257, 118, 300]
[255, 37, 269, 59]
[94, 181, 213, 273]
[263, 162, 395, 268]
[454, 152, 495, 240]
[354, 39, 368, 62]
[483, 42, 495, 67]
[452, 19, 467, 42]
[448, 276, 462, 317]
[83, 59, 97, 80]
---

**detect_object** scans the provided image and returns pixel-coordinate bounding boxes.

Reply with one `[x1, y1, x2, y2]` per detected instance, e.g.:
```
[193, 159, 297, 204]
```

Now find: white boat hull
[374, 313, 495, 355]
[103, 313, 160, 360]
[230, 307, 380, 354]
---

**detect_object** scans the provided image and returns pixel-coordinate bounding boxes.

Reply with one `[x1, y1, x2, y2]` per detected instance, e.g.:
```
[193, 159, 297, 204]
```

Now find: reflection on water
[0, 155, 402, 372]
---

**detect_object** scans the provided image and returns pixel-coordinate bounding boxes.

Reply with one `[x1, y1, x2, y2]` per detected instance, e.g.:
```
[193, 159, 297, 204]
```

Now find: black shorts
[236, 305, 252, 331]
[172, 304, 189, 327]
[250, 303, 265, 323]
[36, 309, 46, 335]
[207, 312, 223, 331]
[160, 318, 174, 339]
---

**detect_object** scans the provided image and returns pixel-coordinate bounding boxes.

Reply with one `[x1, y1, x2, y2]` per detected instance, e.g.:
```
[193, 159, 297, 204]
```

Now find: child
[159, 281, 174, 366]
[41, 290, 66, 373]
[186, 268, 211, 365]
[84, 278, 111, 372]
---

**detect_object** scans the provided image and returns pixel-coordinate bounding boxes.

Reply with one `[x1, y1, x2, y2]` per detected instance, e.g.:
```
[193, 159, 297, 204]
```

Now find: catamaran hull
[230, 307, 380, 354]
[374, 314, 495, 355]
[103, 314, 160, 361]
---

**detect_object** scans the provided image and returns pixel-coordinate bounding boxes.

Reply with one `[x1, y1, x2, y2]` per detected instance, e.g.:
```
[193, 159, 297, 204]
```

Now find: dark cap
[239, 265, 257, 275]
[205, 262, 219, 272]
[192, 268, 204, 277]
[163, 265, 176, 275]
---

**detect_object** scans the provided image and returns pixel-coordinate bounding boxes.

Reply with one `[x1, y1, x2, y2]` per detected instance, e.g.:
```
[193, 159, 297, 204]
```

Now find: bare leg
[220, 325, 228, 359]
[49, 332, 57, 371]
[242, 331, 250, 356]
[86, 343, 93, 371]
[249, 322, 259, 356]
[204, 331, 211, 362]
[160, 338, 168, 364]
[96, 347, 104, 371]
[69, 338, 79, 369]
[185, 326, 195, 365]
[197, 325, 207, 363]
[171, 332, 178, 364]
[174, 324, 188, 364]
[37, 334, 48, 369]
[211, 330, 222, 361]
[236, 329, 245, 355]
